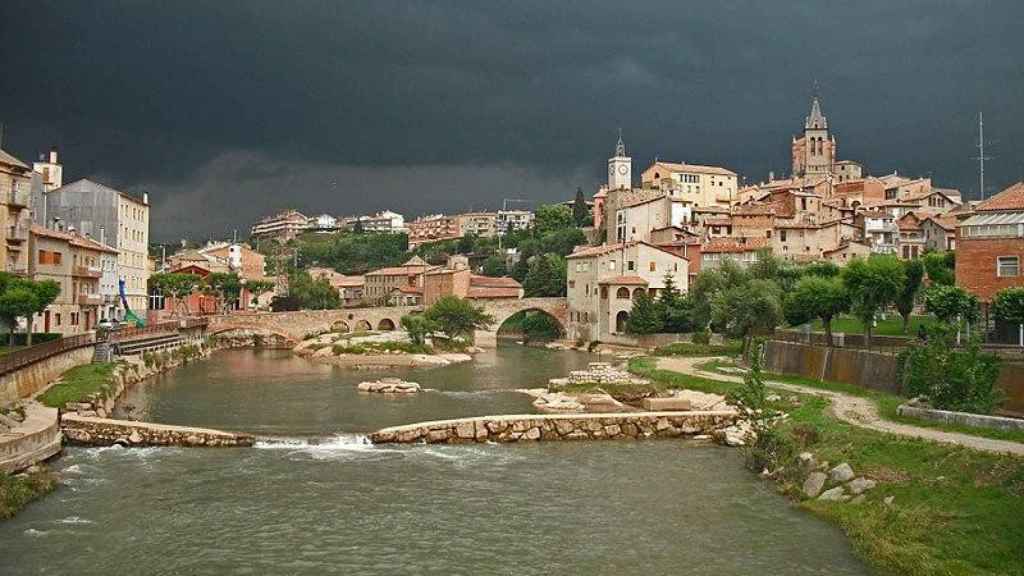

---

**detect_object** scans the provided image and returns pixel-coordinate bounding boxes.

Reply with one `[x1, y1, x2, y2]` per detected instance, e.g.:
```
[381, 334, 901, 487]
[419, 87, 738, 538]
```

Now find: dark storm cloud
[1, 0, 1022, 240]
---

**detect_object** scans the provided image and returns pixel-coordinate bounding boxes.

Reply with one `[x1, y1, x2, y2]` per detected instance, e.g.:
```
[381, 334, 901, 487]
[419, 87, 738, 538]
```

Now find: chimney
[143, 192, 149, 205]
[48, 146, 58, 164]
[99, 226, 105, 246]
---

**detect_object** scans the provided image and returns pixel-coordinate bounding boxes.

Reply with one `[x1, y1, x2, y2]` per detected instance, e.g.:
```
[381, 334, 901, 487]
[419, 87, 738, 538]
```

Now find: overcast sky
[1, 1, 1021, 241]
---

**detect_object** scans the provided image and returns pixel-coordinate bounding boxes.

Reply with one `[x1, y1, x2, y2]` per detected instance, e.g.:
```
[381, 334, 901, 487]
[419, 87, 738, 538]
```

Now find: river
[1, 346, 871, 575]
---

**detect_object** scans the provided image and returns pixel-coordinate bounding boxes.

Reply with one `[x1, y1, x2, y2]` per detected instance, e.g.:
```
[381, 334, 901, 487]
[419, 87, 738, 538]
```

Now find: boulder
[829, 462, 855, 484]
[798, 452, 816, 470]
[802, 472, 827, 498]
[846, 477, 876, 495]
[818, 486, 849, 502]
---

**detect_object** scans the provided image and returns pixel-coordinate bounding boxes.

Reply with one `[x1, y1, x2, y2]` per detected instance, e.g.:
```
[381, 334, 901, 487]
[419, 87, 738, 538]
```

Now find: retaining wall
[61, 414, 254, 447]
[763, 340, 901, 394]
[0, 346, 95, 404]
[0, 404, 61, 474]
[368, 411, 738, 444]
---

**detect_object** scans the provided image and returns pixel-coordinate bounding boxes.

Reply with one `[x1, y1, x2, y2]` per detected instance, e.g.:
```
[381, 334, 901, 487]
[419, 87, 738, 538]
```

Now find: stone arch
[355, 319, 373, 332]
[377, 318, 396, 331]
[615, 311, 629, 333]
[495, 308, 566, 340]
[632, 287, 645, 299]
[616, 287, 630, 299]
[331, 320, 350, 333]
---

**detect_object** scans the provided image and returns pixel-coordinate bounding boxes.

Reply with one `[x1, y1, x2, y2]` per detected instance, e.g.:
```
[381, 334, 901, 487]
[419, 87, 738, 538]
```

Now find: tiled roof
[647, 161, 737, 177]
[733, 203, 775, 215]
[469, 275, 521, 289]
[467, 287, 521, 299]
[924, 214, 958, 231]
[367, 265, 433, 276]
[394, 285, 423, 295]
[823, 240, 871, 255]
[976, 181, 1024, 212]
[597, 276, 649, 286]
[0, 148, 29, 170]
[30, 225, 118, 253]
[897, 213, 923, 231]
[701, 237, 769, 253]
[566, 241, 685, 261]
[620, 193, 667, 209]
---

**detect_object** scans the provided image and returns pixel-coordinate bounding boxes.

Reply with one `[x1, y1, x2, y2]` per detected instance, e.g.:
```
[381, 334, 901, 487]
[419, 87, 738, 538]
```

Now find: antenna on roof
[0, 122, 5, 149]
[972, 112, 996, 200]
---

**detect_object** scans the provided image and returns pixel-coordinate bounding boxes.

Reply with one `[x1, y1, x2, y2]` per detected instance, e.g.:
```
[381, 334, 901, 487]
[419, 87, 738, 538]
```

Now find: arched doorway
[616, 287, 630, 299]
[331, 320, 350, 333]
[377, 318, 396, 331]
[354, 319, 372, 332]
[615, 311, 629, 333]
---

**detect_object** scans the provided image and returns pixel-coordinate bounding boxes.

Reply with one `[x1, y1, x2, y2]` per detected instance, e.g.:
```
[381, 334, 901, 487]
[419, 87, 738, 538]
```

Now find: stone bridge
[208, 298, 568, 347]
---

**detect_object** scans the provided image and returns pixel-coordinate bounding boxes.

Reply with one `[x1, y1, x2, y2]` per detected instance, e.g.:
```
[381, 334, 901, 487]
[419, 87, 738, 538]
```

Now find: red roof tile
[976, 181, 1024, 212]
[597, 276, 649, 286]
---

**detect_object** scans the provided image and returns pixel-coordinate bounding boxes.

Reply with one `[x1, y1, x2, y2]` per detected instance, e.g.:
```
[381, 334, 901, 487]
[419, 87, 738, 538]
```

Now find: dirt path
[655, 356, 1024, 456]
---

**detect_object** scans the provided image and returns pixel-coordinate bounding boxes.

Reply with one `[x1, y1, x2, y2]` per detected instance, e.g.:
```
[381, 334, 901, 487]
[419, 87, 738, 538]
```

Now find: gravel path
[655, 356, 1024, 456]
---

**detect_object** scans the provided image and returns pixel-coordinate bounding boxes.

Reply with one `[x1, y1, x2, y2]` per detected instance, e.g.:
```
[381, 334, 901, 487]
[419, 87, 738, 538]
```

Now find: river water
[1, 347, 871, 575]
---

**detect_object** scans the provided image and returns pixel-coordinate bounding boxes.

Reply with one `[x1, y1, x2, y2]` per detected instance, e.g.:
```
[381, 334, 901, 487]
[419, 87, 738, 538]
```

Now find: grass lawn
[1, 467, 57, 520]
[630, 357, 1024, 576]
[694, 358, 1024, 445]
[808, 315, 937, 337]
[37, 363, 117, 409]
[652, 340, 743, 357]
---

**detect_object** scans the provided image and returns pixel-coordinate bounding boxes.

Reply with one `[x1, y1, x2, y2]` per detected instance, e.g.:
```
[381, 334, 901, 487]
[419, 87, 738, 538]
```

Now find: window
[997, 256, 1020, 278]
[780, 230, 787, 242]
[600, 286, 608, 299]
[649, 261, 656, 272]
[568, 280, 575, 289]
[616, 287, 630, 299]
[627, 260, 635, 271]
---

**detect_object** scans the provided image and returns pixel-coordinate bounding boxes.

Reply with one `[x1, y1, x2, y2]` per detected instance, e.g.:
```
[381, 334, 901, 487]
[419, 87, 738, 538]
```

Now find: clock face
[618, 165, 628, 175]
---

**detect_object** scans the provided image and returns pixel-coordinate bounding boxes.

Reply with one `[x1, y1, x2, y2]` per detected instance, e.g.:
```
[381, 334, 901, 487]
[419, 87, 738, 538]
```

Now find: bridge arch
[331, 320, 350, 333]
[377, 318, 396, 331]
[354, 319, 373, 332]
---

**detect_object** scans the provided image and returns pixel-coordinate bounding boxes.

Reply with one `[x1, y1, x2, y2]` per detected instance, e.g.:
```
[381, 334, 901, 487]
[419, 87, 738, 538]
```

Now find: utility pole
[974, 112, 994, 200]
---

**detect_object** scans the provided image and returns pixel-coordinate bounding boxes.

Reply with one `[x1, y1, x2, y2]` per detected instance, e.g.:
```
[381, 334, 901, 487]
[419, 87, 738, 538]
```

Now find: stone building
[407, 214, 462, 248]
[791, 95, 836, 178]
[458, 212, 498, 238]
[0, 148, 33, 276]
[250, 209, 310, 243]
[41, 178, 150, 315]
[565, 241, 688, 341]
[29, 225, 117, 334]
[640, 161, 739, 208]
[921, 214, 957, 252]
[955, 182, 1024, 302]
[364, 256, 436, 305]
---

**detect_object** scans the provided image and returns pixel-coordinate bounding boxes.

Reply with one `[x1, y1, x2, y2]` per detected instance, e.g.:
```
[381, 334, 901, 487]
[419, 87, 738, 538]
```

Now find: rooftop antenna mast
[974, 112, 995, 200]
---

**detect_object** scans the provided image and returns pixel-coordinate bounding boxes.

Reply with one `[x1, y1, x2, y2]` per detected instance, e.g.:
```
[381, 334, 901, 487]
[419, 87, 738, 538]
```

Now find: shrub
[653, 341, 741, 357]
[728, 343, 787, 472]
[691, 329, 711, 345]
[897, 324, 1003, 414]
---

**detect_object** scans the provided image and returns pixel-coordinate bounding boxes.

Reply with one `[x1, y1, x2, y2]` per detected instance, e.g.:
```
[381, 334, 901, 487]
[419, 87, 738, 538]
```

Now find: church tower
[608, 132, 631, 190]
[792, 94, 836, 178]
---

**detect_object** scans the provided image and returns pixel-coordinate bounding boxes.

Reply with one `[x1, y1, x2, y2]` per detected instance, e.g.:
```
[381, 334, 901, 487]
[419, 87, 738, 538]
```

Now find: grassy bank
[694, 358, 1024, 444]
[1, 467, 57, 520]
[631, 357, 1024, 576]
[652, 341, 742, 357]
[37, 363, 116, 409]
[809, 314, 937, 337]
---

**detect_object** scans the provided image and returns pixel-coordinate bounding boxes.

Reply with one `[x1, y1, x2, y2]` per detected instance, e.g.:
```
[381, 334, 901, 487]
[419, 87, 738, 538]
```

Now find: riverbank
[0, 465, 56, 520]
[293, 329, 478, 368]
[632, 356, 1024, 576]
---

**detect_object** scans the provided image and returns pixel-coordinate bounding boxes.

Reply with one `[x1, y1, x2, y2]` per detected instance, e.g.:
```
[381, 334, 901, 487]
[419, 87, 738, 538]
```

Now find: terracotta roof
[897, 214, 923, 231]
[701, 237, 769, 253]
[976, 181, 1024, 212]
[367, 264, 433, 276]
[647, 161, 736, 177]
[597, 276, 649, 286]
[469, 275, 521, 289]
[733, 203, 775, 216]
[620, 193, 667, 209]
[30, 225, 118, 253]
[0, 148, 29, 170]
[823, 240, 871, 255]
[394, 285, 422, 295]
[924, 214, 958, 231]
[566, 241, 686, 261]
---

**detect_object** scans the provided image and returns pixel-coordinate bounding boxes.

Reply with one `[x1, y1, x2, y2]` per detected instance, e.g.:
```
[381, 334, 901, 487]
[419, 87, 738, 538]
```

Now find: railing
[0, 333, 97, 376]
[77, 293, 104, 306]
[72, 265, 103, 278]
[7, 188, 30, 208]
[107, 320, 181, 342]
[6, 224, 28, 242]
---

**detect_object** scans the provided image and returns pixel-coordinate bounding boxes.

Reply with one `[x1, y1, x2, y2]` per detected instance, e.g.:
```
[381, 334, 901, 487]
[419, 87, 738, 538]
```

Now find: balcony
[73, 265, 103, 278]
[7, 187, 30, 208]
[78, 293, 104, 306]
[6, 224, 28, 243]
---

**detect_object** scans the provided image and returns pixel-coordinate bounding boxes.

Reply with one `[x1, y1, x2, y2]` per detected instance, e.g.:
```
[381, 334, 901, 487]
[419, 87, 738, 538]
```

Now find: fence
[0, 333, 96, 377]
[106, 317, 210, 343]
[773, 329, 911, 355]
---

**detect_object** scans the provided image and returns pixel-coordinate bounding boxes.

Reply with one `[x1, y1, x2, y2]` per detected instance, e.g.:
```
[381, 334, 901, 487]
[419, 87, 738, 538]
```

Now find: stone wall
[0, 403, 61, 474]
[368, 411, 738, 444]
[763, 340, 901, 394]
[61, 414, 254, 447]
[0, 346, 95, 404]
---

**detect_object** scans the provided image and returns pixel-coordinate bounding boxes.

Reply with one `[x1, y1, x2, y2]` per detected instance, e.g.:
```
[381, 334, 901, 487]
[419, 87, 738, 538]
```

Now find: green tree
[0, 285, 37, 347]
[245, 279, 276, 310]
[895, 258, 926, 333]
[899, 324, 1002, 413]
[626, 290, 665, 334]
[26, 281, 60, 345]
[924, 284, 980, 325]
[711, 279, 783, 353]
[352, 218, 364, 234]
[203, 272, 243, 313]
[841, 255, 906, 348]
[288, 270, 340, 310]
[533, 204, 574, 236]
[802, 260, 840, 278]
[422, 296, 494, 340]
[922, 251, 955, 286]
[572, 187, 590, 227]
[992, 287, 1024, 347]
[520, 312, 563, 342]
[690, 259, 749, 330]
[400, 314, 437, 346]
[784, 275, 850, 346]
[658, 273, 693, 333]
[523, 253, 567, 297]
[480, 255, 508, 277]
[149, 273, 200, 316]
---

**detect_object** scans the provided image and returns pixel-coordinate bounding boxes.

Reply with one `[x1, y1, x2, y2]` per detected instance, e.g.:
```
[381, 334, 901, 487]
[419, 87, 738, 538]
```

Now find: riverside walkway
[656, 356, 1024, 457]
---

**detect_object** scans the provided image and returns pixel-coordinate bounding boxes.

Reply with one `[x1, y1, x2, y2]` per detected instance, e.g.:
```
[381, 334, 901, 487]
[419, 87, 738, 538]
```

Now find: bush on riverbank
[653, 341, 742, 357]
[1, 467, 56, 520]
[631, 356, 1024, 576]
[331, 341, 432, 355]
[38, 363, 116, 409]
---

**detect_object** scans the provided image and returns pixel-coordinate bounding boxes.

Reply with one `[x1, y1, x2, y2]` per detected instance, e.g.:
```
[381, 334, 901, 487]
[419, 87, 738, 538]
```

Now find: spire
[615, 128, 626, 157]
[805, 87, 828, 130]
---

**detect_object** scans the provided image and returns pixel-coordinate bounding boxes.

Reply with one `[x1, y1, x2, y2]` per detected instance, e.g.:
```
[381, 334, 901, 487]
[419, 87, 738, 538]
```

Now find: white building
[309, 214, 338, 232]
[496, 210, 534, 234]
[341, 210, 406, 233]
[566, 241, 688, 341]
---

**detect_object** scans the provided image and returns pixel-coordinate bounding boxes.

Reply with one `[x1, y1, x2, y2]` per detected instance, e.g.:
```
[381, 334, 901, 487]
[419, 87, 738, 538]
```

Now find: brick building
[956, 182, 1024, 302]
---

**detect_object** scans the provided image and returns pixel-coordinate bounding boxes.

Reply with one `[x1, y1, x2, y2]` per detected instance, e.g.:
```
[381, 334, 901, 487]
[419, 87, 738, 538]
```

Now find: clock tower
[607, 132, 631, 190]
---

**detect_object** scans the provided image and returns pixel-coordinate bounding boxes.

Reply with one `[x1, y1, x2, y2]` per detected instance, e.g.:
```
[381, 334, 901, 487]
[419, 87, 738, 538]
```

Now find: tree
[245, 279, 276, 310]
[26, 281, 60, 345]
[658, 273, 694, 333]
[802, 260, 840, 278]
[203, 272, 243, 313]
[149, 273, 200, 316]
[784, 275, 850, 346]
[572, 187, 590, 227]
[711, 279, 783, 353]
[400, 314, 437, 345]
[352, 218, 364, 234]
[895, 259, 925, 333]
[520, 312, 563, 342]
[841, 255, 906, 348]
[690, 259, 749, 330]
[422, 296, 494, 340]
[898, 324, 1002, 413]
[993, 287, 1024, 347]
[922, 251, 955, 286]
[287, 270, 340, 310]
[532, 204, 575, 236]
[626, 290, 665, 334]
[523, 253, 566, 297]
[480, 255, 507, 277]
[924, 284, 980, 325]
[0, 285, 36, 347]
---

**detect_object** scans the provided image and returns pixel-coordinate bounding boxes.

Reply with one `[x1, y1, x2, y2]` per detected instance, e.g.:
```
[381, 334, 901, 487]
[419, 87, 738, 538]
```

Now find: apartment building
[640, 161, 739, 208]
[956, 182, 1024, 302]
[250, 209, 309, 243]
[42, 178, 150, 314]
[0, 148, 33, 276]
[496, 210, 533, 235]
[565, 242, 688, 341]
[459, 212, 498, 238]
[29, 225, 117, 334]
[340, 210, 406, 233]
[407, 214, 461, 248]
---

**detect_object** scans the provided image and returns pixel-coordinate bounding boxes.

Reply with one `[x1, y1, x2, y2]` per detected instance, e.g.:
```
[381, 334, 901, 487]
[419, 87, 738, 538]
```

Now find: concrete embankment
[368, 411, 739, 444]
[61, 414, 254, 447]
[0, 403, 62, 474]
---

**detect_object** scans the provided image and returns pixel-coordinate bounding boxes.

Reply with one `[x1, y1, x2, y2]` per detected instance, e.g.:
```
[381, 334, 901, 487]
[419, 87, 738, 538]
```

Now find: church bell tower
[608, 131, 631, 190]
